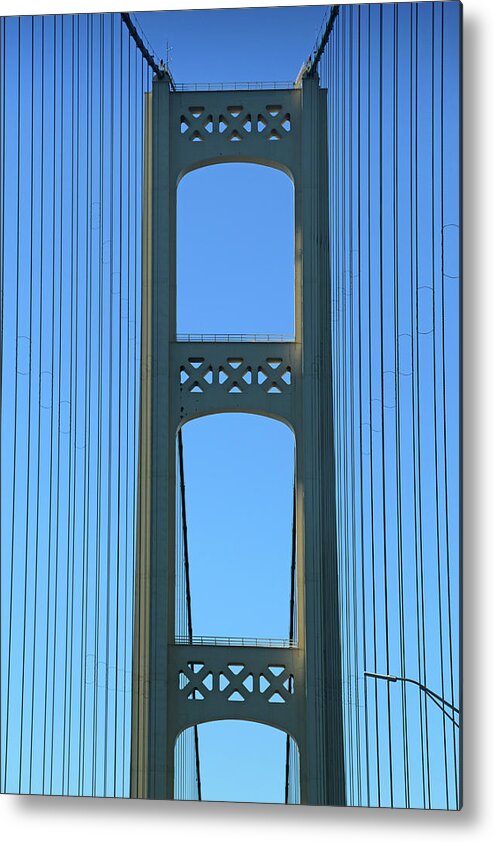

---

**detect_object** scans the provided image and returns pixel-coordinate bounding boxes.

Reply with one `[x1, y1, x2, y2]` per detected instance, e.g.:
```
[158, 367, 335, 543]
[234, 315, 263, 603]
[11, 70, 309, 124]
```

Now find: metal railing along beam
[174, 81, 295, 92]
[176, 333, 294, 344]
[175, 635, 297, 649]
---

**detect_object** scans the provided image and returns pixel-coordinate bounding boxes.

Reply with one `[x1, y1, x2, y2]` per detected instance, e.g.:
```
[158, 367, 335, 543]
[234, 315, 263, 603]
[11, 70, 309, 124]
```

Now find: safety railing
[174, 635, 297, 648]
[174, 81, 295, 92]
[176, 332, 294, 343]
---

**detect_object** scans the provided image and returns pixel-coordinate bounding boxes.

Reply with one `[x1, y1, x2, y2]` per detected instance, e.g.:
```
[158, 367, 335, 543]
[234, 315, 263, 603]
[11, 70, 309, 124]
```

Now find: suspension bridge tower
[130, 72, 345, 806]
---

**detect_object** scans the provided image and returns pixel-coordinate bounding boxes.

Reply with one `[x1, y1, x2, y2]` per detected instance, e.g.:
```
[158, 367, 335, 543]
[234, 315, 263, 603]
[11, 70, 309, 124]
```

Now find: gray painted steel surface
[131, 77, 345, 805]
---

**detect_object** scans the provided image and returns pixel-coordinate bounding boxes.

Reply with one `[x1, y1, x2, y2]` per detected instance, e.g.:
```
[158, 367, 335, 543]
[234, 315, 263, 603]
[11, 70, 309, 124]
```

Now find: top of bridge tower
[172, 81, 298, 92]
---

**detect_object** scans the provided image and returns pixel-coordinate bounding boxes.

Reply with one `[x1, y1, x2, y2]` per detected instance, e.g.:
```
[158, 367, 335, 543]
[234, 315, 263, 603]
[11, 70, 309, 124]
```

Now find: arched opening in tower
[175, 412, 296, 643]
[176, 162, 295, 338]
[174, 720, 300, 804]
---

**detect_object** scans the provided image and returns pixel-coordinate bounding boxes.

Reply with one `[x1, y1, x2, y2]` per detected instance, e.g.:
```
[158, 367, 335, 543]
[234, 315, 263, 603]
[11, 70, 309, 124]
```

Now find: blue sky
[135, 5, 325, 84]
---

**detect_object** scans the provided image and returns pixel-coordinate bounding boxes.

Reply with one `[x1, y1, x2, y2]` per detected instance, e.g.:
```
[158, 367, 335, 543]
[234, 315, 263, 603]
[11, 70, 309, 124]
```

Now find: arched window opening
[175, 413, 296, 643]
[174, 721, 300, 804]
[176, 163, 295, 339]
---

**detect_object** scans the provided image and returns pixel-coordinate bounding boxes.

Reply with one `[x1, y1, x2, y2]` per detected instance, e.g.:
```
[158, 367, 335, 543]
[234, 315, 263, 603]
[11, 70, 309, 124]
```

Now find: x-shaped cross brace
[258, 666, 292, 702]
[179, 662, 213, 698]
[218, 361, 251, 393]
[180, 358, 213, 392]
[258, 363, 291, 394]
[218, 664, 252, 700]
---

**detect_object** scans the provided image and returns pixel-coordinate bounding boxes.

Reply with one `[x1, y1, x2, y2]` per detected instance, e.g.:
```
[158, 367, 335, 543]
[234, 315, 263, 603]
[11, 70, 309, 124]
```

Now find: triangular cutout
[243, 674, 254, 692]
[267, 383, 282, 393]
[189, 358, 204, 369]
[180, 116, 189, 134]
[219, 673, 229, 691]
[268, 665, 284, 676]
[219, 115, 228, 133]
[266, 104, 282, 117]
[257, 114, 267, 132]
[180, 369, 189, 384]
[268, 692, 285, 704]
[259, 674, 269, 693]
[203, 114, 213, 133]
[190, 383, 203, 393]
[203, 368, 213, 384]
[229, 130, 242, 142]
[242, 114, 252, 133]
[219, 369, 228, 384]
[281, 369, 291, 384]
[281, 113, 291, 132]
[227, 358, 243, 369]
[191, 130, 203, 142]
[188, 689, 204, 700]
[267, 359, 282, 369]
[227, 105, 243, 117]
[228, 664, 244, 675]
[227, 691, 244, 702]
[203, 672, 213, 691]
[228, 383, 242, 393]
[283, 676, 294, 693]
[188, 662, 204, 673]
[268, 129, 281, 141]
[178, 671, 189, 689]
[242, 369, 252, 384]
[258, 369, 267, 384]
[189, 106, 204, 118]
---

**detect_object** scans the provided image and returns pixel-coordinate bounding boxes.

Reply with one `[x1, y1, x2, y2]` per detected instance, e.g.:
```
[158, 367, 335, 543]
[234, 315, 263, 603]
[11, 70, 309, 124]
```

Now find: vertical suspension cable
[177, 429, 202, 800]
[28, 13, 44, 794]
[112, 14, 123, 797]
[92, 11, 104, 797]
[102, 11, 115, 797]
[285, 480, 297, 803]
[19, 15, 35, 794]
[133, 47, 143, 800]
[392, 3, 410, 808]
[4, 16, 22, 792]
[79, 12, 93, 795]
[413, 2, 432, 808]
[376, 5, 394, 807]
[333, 3, 344, 799]
[341, 6, 350, 798]
[439, 2, 459, 808]
[349, 5, 362, 803]
[41, 13, 56, 795]
[408, 9, 420, 794]
[50, 10, 66, 794]
[62, 13, 77, 795]
[367, 5, 381, 807]
[408, 4, 426, 808]
[429, 4, 449, 808]
[122, 17, 131, 798]
[355, 3, 371, 808]
[66, 16, 79, 790]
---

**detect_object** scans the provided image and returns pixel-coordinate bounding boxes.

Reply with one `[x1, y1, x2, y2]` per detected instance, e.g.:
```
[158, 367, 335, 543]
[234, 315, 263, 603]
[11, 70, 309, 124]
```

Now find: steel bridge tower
[131, 74, 345, 806]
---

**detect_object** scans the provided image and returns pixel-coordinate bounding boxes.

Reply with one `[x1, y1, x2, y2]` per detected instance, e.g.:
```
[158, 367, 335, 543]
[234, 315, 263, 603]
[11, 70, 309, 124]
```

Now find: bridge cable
[284, 480, 297, 804]
[304, 5, 340, 80]
[439, 2, 459, 805]
[178, 429, 202, 800]
[120, 11, 176, 89]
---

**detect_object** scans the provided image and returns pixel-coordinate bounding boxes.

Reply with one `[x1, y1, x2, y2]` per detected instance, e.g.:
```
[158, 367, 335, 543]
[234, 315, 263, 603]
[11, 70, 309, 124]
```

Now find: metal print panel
[0, 2, 461, 808]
